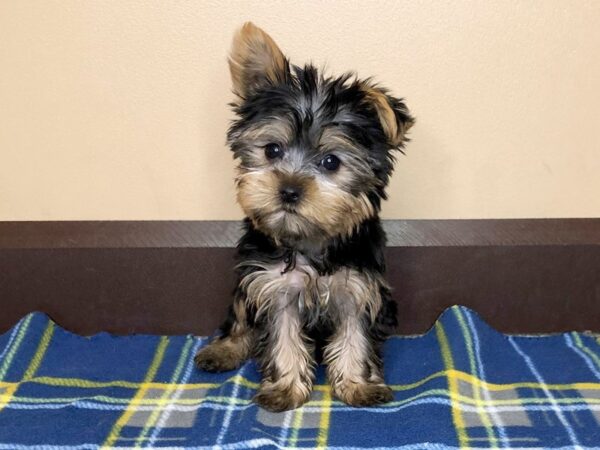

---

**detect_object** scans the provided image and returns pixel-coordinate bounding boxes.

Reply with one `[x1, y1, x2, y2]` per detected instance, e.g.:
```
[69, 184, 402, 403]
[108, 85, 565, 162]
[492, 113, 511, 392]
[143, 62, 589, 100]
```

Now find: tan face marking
[236, 164, 376, 242]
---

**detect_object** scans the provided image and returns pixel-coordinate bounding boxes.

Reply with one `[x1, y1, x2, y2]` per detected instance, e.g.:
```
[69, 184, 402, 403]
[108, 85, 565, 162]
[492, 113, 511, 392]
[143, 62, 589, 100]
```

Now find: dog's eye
[321, 154, 341, 171]
[264, 143, 283, 160]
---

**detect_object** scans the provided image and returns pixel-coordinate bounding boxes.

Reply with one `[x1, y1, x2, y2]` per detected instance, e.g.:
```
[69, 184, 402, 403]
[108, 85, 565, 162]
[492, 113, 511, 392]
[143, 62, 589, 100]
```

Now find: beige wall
[1, 1, 599, 220]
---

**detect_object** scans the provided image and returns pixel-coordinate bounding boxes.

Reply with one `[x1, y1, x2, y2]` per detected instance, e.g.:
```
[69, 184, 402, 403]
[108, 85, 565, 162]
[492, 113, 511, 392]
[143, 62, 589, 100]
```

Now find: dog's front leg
[324, 270, 393, 407]
[254, 296, 315, 412]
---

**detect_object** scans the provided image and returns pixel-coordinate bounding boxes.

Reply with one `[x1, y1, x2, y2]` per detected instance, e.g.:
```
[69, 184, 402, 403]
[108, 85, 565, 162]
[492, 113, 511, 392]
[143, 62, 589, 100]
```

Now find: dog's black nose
[280, 186, 302, 204]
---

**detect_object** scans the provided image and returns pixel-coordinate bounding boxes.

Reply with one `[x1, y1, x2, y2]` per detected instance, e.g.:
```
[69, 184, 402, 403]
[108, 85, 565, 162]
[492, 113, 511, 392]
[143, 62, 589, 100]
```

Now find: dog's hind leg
[195, 293, 253, 372]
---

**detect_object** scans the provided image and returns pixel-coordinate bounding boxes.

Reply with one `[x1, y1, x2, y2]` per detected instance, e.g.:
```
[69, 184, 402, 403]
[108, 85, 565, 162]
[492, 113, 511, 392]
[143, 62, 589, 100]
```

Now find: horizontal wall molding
[1, 219, 600, 248]
[1, 219, 599, 336]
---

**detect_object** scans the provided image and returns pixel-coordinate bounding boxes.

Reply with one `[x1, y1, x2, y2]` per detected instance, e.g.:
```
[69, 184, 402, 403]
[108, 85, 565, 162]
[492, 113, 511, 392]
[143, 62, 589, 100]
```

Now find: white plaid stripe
[2, 443, 600, 450]
[216, 363, 249, 445]
[4, 395, 598, 414]
[465, 309, 510, 447]
[277, 408, 294, 447]
[508, 337, 583, 449]
[146, 338, 205, 447]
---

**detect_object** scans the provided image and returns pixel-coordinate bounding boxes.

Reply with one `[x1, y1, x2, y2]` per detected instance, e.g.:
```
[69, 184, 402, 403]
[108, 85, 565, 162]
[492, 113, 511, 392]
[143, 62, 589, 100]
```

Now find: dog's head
[227, 23, 413, 245]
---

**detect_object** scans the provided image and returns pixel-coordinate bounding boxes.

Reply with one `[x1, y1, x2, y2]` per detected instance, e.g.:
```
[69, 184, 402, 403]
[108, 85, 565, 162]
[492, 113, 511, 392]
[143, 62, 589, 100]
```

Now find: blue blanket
[0, 306, 599, 449]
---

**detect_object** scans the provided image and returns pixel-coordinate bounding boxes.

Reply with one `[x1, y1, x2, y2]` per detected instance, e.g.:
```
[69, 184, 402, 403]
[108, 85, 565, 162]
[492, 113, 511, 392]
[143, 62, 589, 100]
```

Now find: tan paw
[253, 383, 310, 412]
[194, 342, 244, 373]
[334, 382, 393, 407]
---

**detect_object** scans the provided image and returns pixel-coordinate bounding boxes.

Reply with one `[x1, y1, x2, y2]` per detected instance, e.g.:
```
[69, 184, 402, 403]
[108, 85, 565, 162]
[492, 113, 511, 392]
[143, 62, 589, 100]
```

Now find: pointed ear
[229, 22, 289, 100]
[362, 84, 415, 148]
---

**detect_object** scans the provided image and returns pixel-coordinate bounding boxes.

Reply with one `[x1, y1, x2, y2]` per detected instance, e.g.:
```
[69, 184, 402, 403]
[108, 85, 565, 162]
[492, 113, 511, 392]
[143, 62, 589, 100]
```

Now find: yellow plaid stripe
[0, 320, 53, 413]
[397, 370, 600, 393]
[23, 323, 55, 381]
[288, 401, 305, 447]
[133, 337, 194, 446]
[0, 315, 33, 380]
[4, 370, 600, 396]
[436, 321, 469, 448]
[0, 383, 19, 413]
[17, 376, 219, 390]
[316, 385, 332, 449]
[101, 336, 169, 449]
[5, 387, 600, 408]
[454, 308, 498, 447]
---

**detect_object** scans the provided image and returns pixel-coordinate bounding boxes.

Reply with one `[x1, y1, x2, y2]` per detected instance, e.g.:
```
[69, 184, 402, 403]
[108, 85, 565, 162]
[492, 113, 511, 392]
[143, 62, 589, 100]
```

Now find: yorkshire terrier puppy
[195, 23, 413, 412]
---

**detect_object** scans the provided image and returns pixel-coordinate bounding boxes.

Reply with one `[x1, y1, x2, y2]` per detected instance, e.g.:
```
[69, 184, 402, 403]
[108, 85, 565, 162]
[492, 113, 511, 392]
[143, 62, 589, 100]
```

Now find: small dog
[195, 23, 413, 412]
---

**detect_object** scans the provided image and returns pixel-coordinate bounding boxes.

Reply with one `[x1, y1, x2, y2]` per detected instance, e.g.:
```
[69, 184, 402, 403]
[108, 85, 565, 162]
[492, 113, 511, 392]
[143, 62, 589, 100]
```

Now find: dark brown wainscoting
[1, 220, 599, 336]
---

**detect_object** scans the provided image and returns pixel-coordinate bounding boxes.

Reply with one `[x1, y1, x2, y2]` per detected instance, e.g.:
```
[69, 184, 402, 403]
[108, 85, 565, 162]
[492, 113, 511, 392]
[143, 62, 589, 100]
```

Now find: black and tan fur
[195, 23, 413, 412]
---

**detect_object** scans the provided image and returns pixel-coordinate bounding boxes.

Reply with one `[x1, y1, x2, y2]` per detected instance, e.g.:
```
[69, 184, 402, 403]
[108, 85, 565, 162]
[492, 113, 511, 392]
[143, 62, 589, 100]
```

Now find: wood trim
[1, 219, 599, 336]
[2, 219, 599, 249]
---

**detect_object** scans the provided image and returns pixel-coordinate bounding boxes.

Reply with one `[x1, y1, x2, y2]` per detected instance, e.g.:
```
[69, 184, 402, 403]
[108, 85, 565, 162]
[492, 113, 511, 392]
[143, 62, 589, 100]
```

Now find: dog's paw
[254, 384, 310, 412]
[334, 382, 393, 407]
[194, 343, 242, 373]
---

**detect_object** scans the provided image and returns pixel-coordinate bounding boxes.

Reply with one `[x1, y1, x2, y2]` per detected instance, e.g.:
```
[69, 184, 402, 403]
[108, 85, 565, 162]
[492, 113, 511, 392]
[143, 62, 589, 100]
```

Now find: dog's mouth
[281, 204, 298, 214]
[250, 208, 332, 248]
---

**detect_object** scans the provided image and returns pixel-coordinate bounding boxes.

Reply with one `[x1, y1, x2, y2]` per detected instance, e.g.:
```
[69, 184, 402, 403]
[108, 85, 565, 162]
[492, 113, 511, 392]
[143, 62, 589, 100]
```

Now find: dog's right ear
[229, 22, 289, 101]
[361, 84, 414, 149]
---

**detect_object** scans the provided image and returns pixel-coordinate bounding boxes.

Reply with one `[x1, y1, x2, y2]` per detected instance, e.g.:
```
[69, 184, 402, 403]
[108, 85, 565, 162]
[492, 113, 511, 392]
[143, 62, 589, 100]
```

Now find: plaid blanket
[1, 307, 599, 449]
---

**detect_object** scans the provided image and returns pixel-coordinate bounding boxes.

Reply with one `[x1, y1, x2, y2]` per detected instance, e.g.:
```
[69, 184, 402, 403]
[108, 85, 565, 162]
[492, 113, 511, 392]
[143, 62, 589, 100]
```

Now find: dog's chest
[240, 253, 334, 312]
[273, 254, 328, 304]
[240, 251, 380, 321]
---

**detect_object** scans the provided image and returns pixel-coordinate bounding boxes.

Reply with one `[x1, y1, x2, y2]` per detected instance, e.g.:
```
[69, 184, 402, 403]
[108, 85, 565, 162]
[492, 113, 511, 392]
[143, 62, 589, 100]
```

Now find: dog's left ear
[229, 22, 289, 101]
[362, 85, 414, 148]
